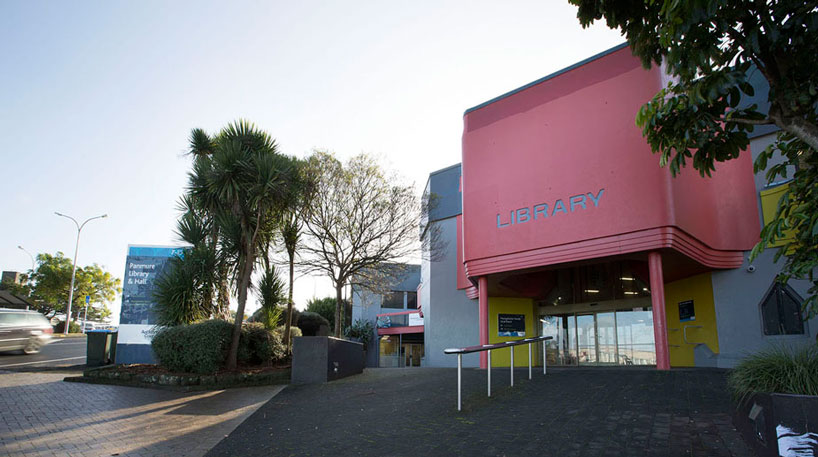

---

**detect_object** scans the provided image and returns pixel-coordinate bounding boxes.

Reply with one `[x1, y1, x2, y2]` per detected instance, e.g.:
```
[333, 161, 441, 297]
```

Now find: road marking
[0, 356, 86, 368]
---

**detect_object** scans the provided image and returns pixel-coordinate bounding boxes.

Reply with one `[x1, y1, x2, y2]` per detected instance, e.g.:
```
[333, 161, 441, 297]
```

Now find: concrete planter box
[291, 336, 364, 384]
[734, 392, 818, 456]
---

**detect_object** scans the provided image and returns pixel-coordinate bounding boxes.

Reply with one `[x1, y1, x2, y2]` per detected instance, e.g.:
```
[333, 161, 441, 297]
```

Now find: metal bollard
[543, 340, 547, 375]
[457, 353, 462, 411]
[510, 346, 514, 387]
[487, 350, 491, 397]
[528, 343, 532, 380]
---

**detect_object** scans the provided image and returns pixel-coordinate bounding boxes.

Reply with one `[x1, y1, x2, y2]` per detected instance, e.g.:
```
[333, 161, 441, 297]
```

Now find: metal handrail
[683, 325, 704, 345]
[444, 335, 553, 411]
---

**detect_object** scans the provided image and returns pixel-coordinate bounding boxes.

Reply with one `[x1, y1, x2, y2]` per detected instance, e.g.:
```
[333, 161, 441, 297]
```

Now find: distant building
[351, 264, 421, 368]
[1, 271, 25, 285]
[0, 290, 35, 310]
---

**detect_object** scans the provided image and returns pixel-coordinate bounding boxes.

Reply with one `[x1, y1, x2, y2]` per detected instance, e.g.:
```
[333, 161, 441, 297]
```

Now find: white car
[0, 308, 54, 354]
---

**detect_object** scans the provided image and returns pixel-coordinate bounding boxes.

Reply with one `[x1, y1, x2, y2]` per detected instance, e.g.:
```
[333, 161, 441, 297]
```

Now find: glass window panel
[615, 309, 655, 365]
[576, 314, 596, 365]
[597, 312, 617, 364]
[382, 291, 405, 309]
[406, 292, 417, 309]
[541, 316, 563, 365]
[566, 315, 577, 365]
[780, 287, 805, 335]
[543, 269, 575, 305]
[618, 262, 651, 299]
[579, 264, 614, 302]
[761, 283, 805, 335]
[379, 335, 400, 367]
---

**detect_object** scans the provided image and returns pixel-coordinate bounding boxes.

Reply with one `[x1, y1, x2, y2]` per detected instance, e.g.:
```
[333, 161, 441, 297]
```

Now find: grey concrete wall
[423, 216, 480, 368]
[291, 336, 364, 383]
[351, 288, 381, 367]
[708, 131, 816, 368]
[710, 250, 815, 368]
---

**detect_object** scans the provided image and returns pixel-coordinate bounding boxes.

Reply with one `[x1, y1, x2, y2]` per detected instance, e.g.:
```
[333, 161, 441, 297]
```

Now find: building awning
[0, 290, 37, 309]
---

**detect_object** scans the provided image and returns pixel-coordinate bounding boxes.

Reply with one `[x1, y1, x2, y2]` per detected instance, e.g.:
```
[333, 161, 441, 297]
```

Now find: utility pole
[55, 212, 107, 335]
[17, 245, 35, 272]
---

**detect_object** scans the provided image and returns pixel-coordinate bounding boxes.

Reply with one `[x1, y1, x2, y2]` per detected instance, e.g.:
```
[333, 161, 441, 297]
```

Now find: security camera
[747, 265, 756, 273]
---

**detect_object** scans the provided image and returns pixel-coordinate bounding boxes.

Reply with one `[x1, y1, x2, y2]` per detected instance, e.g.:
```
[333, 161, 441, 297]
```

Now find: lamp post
[55, 212, 107, 335]
[17, 245, 35, 272]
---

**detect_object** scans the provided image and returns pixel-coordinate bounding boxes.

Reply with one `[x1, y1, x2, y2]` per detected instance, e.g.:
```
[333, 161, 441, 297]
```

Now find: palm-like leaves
[256, 265, 286, 330]
[153, 246, 217, 326]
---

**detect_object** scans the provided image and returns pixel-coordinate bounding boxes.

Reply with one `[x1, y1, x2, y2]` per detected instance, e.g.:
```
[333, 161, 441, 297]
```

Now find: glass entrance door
[576, 314, 596, 365]
[597, 312, 618, 364]
[539, 307, 655, 366]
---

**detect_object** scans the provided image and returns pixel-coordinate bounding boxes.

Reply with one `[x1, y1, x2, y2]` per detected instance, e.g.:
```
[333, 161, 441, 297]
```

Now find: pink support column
[648, 251, 670, 370]
[478, 276, 489, 369]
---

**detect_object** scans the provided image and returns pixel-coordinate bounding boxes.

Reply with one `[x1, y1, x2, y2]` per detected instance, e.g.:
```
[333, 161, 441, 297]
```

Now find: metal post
[543, 340, 547, 375]
[528, 343, 532, 380]
[487, 349, 491, 397]
[457, 353, 462, 411]
[55, 212, 107, 335]
[510, 346, 514, 387]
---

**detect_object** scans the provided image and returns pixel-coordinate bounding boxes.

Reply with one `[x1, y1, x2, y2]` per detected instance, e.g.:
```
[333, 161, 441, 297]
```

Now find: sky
[0, 1, 624, 323]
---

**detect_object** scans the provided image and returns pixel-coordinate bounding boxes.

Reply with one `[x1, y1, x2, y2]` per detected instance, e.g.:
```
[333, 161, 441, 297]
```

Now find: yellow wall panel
[760, 184, 795, 247]
[488, 297, 535, 367]
[663, 272, 719, 367]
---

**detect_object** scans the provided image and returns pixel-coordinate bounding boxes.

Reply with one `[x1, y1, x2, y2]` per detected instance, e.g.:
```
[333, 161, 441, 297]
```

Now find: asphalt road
[0, 336, 86, 370]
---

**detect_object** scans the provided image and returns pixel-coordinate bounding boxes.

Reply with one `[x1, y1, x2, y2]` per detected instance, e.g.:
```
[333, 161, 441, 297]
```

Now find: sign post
[82, 295, 90, 333]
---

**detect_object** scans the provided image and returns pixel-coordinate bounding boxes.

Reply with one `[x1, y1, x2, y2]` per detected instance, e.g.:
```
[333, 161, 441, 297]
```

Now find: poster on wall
[117, 245, 186, 363]
[498, 314, 526, 337]
[679, 300, 696, 322]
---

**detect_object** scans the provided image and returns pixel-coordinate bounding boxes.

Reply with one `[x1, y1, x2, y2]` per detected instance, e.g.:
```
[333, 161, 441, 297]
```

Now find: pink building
[356, 44, 815, 370]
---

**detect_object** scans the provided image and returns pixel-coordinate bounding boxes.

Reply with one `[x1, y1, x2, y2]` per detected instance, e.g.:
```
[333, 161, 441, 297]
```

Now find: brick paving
[206, 367, 751, 457]
[0, 370, 283, 457]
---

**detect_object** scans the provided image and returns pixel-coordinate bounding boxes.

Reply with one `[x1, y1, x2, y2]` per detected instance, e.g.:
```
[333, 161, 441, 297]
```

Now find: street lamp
[55, 212, 107, 335]
[17, 245, 35, 272]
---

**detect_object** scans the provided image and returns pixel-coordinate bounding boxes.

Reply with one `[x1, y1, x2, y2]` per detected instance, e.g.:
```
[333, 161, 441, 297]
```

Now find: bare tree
[300, 151, 419, 337]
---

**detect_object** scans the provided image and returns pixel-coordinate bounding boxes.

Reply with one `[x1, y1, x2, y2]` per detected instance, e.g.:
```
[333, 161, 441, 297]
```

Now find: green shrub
[54, 320, 81, 333]
[238, 322, 286, 365]
[306, 297, 337, 328]
[289, 326, 302, 338]
[344, 319, 375, 347]
[152, 320, 233, 374]
[152, 320, 290, 373]
[297, 311, 329, 336]
[728, 345, 818, 401]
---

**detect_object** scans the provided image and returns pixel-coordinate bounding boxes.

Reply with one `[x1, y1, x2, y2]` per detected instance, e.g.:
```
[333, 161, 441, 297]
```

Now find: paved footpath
[0, 370, 283, 457]
[207, 367, 751, 457]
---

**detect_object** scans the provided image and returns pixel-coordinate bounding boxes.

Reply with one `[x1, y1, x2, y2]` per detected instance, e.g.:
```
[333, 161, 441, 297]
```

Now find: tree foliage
[570, 0, 818, 315]
[256, 265, 287, 330]
[1, 252, 120, 320]
[306, 296, 350, 330]
[300, 151, 420, 337]
[179, 120, 306, 370]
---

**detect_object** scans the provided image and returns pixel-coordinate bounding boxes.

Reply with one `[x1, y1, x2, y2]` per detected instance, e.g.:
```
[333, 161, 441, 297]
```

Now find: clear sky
[0, 1, 623, 323]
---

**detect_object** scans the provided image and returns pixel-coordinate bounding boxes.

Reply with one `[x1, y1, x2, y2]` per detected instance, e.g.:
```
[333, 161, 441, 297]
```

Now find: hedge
[297, 311, 329, 336]
[151, 320, 291, 374]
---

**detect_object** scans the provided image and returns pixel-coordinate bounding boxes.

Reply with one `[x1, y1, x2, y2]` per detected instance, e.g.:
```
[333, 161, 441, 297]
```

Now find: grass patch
[728, 344, 818, 402]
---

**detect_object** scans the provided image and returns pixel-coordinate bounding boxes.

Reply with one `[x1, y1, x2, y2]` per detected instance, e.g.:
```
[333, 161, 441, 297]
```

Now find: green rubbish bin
[86, 330, 118, 367]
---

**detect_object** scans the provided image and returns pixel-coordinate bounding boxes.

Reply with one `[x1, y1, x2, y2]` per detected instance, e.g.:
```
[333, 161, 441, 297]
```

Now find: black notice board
[679, 300, 695, 322]
[498, 314, 526, 336]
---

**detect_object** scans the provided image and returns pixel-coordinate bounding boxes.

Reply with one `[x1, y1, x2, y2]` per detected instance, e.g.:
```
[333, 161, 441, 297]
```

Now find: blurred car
[0, 308, 54, 354]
